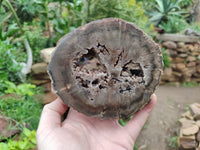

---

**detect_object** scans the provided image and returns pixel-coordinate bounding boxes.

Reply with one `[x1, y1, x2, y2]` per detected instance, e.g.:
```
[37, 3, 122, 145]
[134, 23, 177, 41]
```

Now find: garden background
[0, 0, 200, 149]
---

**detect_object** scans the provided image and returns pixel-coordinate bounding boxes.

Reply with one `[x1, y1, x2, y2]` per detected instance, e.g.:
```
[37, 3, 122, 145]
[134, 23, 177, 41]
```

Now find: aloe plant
[149, 0, 186, 26]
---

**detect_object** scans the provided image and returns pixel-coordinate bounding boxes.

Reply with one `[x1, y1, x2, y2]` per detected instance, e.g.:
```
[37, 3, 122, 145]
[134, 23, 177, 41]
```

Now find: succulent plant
[48, 18, 163, 119]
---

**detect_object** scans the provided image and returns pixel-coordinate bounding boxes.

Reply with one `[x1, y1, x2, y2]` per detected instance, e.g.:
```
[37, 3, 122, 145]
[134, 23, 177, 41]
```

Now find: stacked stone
[178, 103, 200, 150]
[161, 41, 200, 84]
[31, 47, 57, 104]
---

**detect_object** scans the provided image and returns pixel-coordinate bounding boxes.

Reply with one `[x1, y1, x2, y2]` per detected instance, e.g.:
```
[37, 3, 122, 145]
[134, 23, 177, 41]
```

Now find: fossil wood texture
[48, 18, 163, 119]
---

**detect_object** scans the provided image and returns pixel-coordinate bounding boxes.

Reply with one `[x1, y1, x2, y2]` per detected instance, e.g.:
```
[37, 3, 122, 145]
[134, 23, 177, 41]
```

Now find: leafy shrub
[0, 95, 42, 130]
[0, 128, 37, 150]
[159, 17, 188, 33]
[83, 0, 149, 30]
[0, 41, 23, 91]
[149, 0, 186, 26]
[0, 81, 42, 130]
[24, 25, 48, 63]
[4, 81, 36, 96]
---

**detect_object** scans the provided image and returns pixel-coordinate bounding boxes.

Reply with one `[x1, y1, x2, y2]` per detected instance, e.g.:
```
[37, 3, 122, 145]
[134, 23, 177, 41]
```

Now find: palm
[37, 95, 156, 150]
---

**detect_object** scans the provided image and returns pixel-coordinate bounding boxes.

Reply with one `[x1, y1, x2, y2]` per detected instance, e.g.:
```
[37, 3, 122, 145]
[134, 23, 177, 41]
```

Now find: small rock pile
[161, 41, 200, 84]
[178, 103, 200, 149]
[31, 47, 57, 104]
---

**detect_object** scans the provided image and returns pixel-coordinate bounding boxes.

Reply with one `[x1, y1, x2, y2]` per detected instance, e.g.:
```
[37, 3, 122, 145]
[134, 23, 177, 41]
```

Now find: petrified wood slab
[48, 18, 163, 119]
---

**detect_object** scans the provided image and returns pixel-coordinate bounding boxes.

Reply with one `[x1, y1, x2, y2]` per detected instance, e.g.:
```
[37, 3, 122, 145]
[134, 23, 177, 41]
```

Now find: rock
[40, 47, 56, 63]
[173, 71, 182, 78]
[177, 42, 185, 48]
[181, 111, 194, 120]
[186, 62, 196, 67]
[193, 73, 200, 78]
[42, 82, 52, 92]
[32, 73, 50, 80]
[161, 68, 175, 81]
[187, 45, 195, 52]
[197, 131, 200, 142]
[179, 136, 197, 149]
[190, 103, 200, 120]
[175, 63, 186, 72]
[179, 117, 196, 126]
[31, 63, 48, 74]
[179, 53, 188, 58]
[162, 41, 177, 49]
[165, 49, 177, 57]
[182, 124, 199, 135]
[156, 34, 199, 42]
[192, 52, 200, 56]
[187, 56, 196, 62]
[196, 120, 200, 127]
[42, 92, 57, 104]
[173, 57, 185, 63]
[176, 48, 188, 53]
[0, 115, 20, 141]
[31, 79, 50, 85]
[187, 67, 196, 75]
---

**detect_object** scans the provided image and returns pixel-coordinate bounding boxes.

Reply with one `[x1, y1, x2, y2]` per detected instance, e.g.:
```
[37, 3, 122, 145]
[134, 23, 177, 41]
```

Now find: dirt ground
[136, 85, 200, 150]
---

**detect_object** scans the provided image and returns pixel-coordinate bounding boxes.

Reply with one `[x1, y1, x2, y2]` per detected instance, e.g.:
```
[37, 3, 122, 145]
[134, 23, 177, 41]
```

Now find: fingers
[124, 94, 157, 141]
[38, 98, 68, 131]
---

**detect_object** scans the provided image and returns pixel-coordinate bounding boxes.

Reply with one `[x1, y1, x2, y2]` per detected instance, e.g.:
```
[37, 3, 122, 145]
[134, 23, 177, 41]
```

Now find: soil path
[136, 85, 200, 150]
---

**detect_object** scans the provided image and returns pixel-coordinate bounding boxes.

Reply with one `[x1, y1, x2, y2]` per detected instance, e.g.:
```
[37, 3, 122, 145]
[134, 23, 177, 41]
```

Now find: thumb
[124, 94, 157, 141]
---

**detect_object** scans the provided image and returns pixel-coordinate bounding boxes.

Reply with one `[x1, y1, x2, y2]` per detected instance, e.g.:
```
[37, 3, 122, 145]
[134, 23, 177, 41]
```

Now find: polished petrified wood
[48, 18, 163, 119]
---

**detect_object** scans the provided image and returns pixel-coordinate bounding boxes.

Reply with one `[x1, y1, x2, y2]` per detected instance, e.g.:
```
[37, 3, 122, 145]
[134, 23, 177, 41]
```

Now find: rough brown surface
[48, 18, 163, 119]
[0, 115, 20, 141]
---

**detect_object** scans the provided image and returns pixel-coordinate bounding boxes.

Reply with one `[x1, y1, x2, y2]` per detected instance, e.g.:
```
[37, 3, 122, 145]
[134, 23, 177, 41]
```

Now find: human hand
[37, 94, 157, 150]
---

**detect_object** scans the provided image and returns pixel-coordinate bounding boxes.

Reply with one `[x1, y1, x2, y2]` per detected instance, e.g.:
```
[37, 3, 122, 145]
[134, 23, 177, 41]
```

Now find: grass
[166, 136, 178, 149]
[0, 95, 42, 130]
[181, 81, 200, 87]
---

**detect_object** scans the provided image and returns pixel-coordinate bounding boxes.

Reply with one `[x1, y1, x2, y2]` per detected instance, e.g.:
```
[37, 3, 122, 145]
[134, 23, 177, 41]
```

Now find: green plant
[24, 25, 48, 63]
[119, 116, 133, 126]
[149, 0, 186, 26]
[162, 48, 171, 68]
[159, 16, 188, 33]
[179, 0, 193, 8]
[166, 136, 178, 148]
[181, 81, 200, 87]
[82, 0, 149, 30]
[1, 0, 33, 75]
[0, 83, 43, 130]
[134, 144, 138, 150]
[4, 81, 36, 96]
[0, 41, 23, 92]
[0, 128, 37, 150]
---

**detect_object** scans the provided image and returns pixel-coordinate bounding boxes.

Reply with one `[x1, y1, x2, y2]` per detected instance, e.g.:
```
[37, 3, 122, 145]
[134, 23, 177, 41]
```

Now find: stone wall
[160, 41, 200, 84]
[31, 47, 57, 104]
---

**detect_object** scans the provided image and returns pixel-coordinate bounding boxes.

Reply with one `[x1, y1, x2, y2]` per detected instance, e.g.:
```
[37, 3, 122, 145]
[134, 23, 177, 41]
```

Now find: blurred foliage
[4, 81, 36, 96]
[24, 24, 48, 63]
[0, 128, 37, 150]
[162, 48, 171, 68]
[0, 87, 42, 130]
[182, 81, 200, 87]
[159, 16, 189, 33]
[82, 0, 149, 31]
[166, 136, 178, 148]
[149, 0, 187, 26]
[0, 41, 23, 92]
